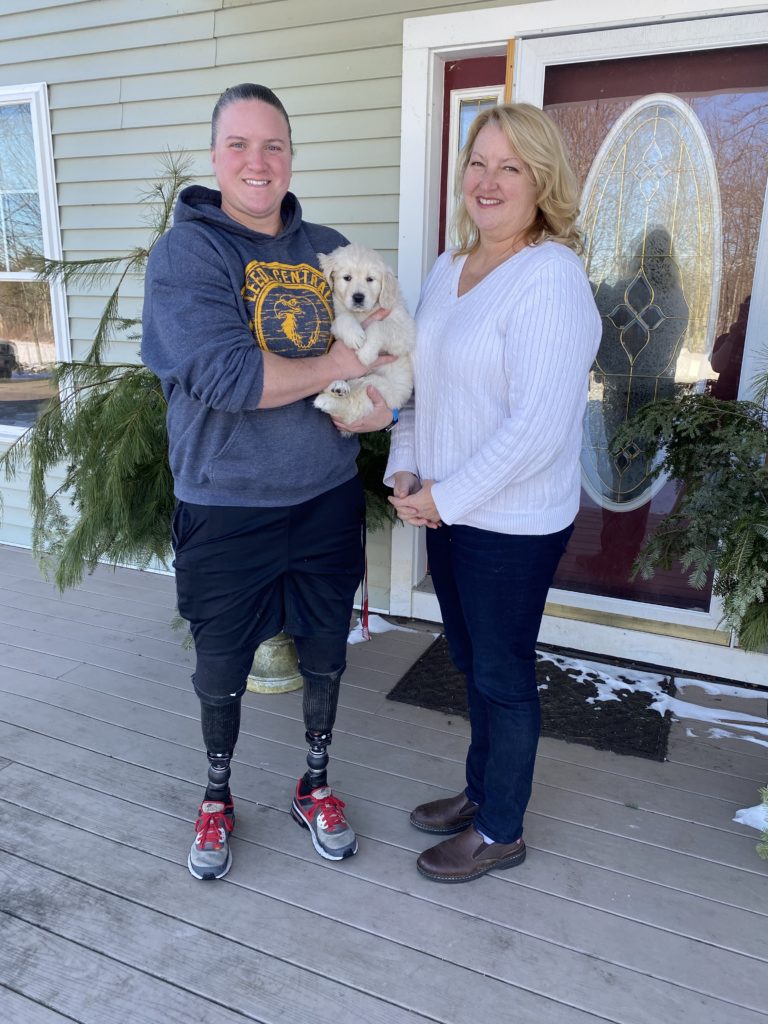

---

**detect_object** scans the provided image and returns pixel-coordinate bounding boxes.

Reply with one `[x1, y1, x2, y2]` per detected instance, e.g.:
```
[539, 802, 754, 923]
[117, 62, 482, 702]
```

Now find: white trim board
[402, 0, 768, 50]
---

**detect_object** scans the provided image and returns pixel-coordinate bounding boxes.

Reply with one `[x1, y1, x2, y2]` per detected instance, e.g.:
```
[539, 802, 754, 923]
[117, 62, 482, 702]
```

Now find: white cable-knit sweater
[384, 241, 602, 535]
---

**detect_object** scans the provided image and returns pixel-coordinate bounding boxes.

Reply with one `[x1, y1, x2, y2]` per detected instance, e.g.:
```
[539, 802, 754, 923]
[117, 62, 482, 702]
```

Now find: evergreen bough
[615, 374, 768, 650]
[0, 153, 395, 591]
[758, 786, 768, 860]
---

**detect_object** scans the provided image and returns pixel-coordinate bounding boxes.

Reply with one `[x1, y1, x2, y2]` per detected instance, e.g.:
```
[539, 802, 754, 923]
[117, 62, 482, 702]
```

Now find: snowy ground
[541, 652, 768, 750]
[540, 653, 768, 836]
[348, 613, 436, 645]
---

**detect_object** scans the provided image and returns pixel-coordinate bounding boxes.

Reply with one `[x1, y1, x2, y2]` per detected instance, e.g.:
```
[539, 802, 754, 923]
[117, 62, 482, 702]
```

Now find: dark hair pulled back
[210, 83, 292, 148]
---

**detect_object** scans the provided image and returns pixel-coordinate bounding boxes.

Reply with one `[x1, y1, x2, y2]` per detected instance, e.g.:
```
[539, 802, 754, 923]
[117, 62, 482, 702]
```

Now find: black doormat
[386, 635, 676, 761]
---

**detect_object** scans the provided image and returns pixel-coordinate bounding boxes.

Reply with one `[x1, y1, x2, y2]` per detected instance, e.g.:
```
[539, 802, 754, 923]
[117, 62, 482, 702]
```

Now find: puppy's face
[330, 257, 384, 314]
[319, 244, 396, 315]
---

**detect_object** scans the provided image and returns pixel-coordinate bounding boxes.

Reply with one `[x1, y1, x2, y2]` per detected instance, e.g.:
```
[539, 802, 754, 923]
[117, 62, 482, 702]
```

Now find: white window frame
[0, 82, 70, 443]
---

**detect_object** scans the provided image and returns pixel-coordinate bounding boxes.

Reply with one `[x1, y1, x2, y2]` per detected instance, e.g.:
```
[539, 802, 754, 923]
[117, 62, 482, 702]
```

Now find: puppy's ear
[317, 251, 335, 287]
[379, 269, 400, 309]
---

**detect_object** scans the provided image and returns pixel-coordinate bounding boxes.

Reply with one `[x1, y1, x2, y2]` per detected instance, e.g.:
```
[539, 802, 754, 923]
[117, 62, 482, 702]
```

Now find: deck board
[0, 666, 760, 870]
[31, 657, 763, 839]
[0, 988, 84, 1022]
[2, 768, 765, 1023]
[0, 913, 262, 1024]
[0, 852, 426, 1024]
[1, 684, 764, 913]
[0, 544, 766, 1024]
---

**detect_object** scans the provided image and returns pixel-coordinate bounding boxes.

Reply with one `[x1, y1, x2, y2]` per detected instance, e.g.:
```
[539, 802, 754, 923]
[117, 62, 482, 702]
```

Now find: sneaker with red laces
[188, 799, 235, 880]
[290, 781, 358, 860]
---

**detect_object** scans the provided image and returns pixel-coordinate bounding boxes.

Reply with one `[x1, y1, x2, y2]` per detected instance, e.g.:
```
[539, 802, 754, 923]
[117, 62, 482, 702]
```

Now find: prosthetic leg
[188, 700, 240, 880]
[290, 639, 357, 859]
[304, 728, 333, 792]
[201, 700, 240, 805]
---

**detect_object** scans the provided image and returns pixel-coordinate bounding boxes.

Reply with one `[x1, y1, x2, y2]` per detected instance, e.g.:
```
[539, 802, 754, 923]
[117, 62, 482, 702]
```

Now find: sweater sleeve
[382, 254, 447, 487]
[141, 227, 265, 412]
[431, 258, 600, 525]
[383, 398, 417, 485]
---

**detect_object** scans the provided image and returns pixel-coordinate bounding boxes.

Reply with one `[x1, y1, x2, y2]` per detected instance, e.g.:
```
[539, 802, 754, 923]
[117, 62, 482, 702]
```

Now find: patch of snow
[537, 651, 768, 749]
[348, 614, 426, 645]
[733, 803, 768, 833]
[585, 691, 621, 704]
[675, 677, 768, 700]
[742, 734, 768, 750]
[636, 692, 768, 741]
[706, 727, 768, 749]
[686, 728, 697, 738]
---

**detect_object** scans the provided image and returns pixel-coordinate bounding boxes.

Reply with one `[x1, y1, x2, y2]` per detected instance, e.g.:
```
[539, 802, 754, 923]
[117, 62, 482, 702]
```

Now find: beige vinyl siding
[0, 486, 40, 548]
[0, 0, 521, 558]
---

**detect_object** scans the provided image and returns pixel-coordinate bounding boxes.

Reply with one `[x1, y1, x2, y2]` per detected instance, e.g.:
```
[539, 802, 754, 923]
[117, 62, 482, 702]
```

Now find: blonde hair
[452, 103, 582, 256]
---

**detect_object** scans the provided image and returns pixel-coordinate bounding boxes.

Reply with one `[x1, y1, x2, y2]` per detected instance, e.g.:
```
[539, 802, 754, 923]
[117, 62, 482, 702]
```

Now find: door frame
[392, 0, 768, 681]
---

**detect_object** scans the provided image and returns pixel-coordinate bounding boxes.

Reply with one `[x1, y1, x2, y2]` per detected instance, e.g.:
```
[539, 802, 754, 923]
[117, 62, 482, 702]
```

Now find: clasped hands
[389, 473, 441, 529]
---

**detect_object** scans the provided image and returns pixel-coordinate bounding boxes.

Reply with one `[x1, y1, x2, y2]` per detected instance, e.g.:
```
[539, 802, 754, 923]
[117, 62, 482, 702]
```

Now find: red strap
[361, 552, 370, 641]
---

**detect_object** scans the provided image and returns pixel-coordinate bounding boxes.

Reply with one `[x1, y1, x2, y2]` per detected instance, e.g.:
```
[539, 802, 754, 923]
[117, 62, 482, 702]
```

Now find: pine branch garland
[616, 383, 768, 650]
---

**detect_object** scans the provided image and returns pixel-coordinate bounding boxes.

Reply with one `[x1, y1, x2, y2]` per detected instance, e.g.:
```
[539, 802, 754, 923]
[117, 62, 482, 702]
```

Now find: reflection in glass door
[543, 46, 768, 613]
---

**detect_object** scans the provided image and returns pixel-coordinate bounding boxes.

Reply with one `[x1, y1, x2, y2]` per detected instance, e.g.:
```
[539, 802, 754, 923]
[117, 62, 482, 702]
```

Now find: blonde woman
[385, 104, 601, 882]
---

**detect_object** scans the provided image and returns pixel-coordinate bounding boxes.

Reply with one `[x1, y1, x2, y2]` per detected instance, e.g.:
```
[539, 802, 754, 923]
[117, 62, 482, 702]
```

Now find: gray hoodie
[141, 185, 356, 506]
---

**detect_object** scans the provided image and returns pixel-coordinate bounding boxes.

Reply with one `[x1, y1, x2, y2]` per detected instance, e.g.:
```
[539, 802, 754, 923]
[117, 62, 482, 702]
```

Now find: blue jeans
[426, 522, 573, 844]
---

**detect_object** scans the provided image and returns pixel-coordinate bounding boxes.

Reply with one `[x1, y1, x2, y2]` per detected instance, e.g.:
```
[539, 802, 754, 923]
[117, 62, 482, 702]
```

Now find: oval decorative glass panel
[580, 93, 721, 511]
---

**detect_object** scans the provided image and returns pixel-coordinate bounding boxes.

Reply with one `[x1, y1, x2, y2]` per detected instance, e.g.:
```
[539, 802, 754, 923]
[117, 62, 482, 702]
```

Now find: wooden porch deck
[0, 543, 766, 1023]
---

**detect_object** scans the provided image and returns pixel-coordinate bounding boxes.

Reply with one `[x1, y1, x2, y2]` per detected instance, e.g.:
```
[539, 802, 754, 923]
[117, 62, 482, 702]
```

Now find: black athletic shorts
[172, 475, 365, 704]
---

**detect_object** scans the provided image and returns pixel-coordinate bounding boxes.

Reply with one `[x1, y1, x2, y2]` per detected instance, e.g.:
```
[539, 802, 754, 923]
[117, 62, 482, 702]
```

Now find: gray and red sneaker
[290, 781, 358, 860]
[188, 798, 235, 880]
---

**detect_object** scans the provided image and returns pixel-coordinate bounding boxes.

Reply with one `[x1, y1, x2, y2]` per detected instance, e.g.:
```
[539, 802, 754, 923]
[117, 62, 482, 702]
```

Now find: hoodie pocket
[206, 415, 247, 487]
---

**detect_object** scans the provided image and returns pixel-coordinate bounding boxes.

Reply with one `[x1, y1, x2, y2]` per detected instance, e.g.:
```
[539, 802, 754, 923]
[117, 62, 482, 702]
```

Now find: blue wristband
[383, 407, 398, 433]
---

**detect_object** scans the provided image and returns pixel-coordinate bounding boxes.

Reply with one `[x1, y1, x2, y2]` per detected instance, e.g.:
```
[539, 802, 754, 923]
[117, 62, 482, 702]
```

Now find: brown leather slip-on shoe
[410, 791, 479, 835]
[416, 827, 526, 883]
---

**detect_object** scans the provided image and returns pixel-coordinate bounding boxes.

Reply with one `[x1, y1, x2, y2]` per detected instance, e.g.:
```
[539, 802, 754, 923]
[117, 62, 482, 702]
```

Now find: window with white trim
[0, 83, 69, 437]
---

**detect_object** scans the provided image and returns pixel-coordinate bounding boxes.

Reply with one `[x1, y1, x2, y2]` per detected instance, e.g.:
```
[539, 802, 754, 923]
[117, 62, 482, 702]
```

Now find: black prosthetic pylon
[302, 730, 332, 792]
[205, 750, 233, 804]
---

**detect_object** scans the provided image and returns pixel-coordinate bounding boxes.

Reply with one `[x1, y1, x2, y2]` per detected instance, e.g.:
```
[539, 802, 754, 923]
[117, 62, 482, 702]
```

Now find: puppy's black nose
[352, 292, 365, 305]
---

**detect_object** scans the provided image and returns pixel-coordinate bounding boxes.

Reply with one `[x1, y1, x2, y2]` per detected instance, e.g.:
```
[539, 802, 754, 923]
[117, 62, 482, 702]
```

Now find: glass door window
[542, 46, 768, 612]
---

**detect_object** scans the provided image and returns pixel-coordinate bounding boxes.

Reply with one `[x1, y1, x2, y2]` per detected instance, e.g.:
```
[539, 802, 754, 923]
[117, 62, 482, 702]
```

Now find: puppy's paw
[313, 393, 336, 414]
[330, 379, 350, 397]
[332, 313, 366, 350]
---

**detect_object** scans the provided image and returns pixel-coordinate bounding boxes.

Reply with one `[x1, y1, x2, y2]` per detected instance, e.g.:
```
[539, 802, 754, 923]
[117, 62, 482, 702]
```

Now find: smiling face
[461, 122, 539, 246]
[211, 99, 292, 235]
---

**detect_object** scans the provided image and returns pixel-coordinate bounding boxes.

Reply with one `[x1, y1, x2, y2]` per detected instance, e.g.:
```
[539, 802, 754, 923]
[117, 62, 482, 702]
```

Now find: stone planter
[246, 631, 303, 694]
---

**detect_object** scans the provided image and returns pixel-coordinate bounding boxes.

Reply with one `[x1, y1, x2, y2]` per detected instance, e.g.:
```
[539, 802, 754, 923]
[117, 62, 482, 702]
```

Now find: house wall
[0, 0, 524, 574]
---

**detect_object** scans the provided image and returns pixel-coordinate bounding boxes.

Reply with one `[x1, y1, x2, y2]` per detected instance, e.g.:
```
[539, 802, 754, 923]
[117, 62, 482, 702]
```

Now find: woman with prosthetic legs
[142, 84, 389, 880]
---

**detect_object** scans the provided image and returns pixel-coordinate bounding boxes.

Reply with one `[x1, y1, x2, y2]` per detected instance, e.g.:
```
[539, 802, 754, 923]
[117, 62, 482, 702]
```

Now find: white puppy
[314, 243, 415, 430]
